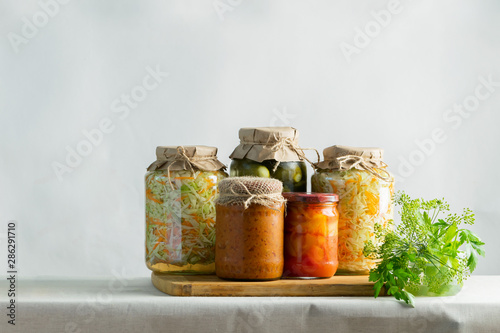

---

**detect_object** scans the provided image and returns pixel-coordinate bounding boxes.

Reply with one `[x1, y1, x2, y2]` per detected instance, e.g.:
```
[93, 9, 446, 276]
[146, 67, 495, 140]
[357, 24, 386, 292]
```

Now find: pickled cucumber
[230, 159, 270, 178]
[230, 158, 307, 192]
[273, 165, 302, 183]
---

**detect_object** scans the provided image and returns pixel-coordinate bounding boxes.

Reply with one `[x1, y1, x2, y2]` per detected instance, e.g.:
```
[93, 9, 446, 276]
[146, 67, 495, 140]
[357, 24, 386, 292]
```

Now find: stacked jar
[229, 127, 308, 192]
[312, 145, 394, 275]
[145, 146, 227, 274]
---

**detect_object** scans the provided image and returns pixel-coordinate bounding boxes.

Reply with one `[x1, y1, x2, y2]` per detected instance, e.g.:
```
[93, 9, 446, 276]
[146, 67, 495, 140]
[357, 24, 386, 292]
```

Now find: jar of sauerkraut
[311, 145, 394, 275]
[229, 127, 310, 192]
[145, 146, 227, 274]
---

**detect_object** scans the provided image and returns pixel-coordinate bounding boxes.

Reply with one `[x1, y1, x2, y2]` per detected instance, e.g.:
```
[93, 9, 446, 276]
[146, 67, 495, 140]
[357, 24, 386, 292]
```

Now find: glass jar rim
[283, 192, 339, 203]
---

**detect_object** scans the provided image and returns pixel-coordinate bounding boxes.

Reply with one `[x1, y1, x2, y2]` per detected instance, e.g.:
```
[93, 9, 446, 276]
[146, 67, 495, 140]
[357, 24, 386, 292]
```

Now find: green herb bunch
[364, 191, 485, 307]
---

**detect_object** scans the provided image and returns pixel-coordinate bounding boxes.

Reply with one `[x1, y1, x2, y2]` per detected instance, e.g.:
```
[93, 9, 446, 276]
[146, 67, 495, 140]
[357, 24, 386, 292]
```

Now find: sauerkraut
[311, 168, 394, 274]
[145, 169, 226, 273]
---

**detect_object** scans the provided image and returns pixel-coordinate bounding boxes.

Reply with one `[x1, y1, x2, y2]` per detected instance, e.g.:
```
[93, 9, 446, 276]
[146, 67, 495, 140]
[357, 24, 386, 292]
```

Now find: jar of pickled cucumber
[229, 127, 308, 192]
[311, 145, 394, 275]
[145, 146, 227, 274]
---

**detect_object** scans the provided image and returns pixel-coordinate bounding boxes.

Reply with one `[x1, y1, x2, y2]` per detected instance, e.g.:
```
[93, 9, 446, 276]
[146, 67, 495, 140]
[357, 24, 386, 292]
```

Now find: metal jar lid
[283, 192, 339, 203]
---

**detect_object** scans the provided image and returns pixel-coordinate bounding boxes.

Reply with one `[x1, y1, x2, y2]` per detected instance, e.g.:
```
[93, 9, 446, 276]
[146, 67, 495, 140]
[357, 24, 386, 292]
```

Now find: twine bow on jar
[267, 137, 321, 171]
[216, 177, 286, 211]
[314, 145, 393, 182]
[230, 127, 317, 169]
[336, 155, 392, 182]
[164, 146, 214, 190]
[228, 182, 285, 210]
[147, 145, 227, 191]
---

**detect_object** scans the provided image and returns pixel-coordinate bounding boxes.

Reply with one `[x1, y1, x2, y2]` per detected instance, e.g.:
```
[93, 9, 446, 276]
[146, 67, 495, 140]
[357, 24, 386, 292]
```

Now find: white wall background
[1, 0, 499, 278]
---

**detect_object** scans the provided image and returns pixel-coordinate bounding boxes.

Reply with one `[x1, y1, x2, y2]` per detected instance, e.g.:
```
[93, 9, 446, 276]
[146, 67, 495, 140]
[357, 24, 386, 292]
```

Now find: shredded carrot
[148, 221, 165, 226]
[146, 189, 162, 204]
[329, 181, 338, 194]
[145, 169, 225, 267]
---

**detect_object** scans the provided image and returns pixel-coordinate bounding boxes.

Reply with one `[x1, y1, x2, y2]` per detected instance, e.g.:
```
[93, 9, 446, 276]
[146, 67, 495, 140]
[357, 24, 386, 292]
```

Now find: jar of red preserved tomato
[282, 192, 339, 279]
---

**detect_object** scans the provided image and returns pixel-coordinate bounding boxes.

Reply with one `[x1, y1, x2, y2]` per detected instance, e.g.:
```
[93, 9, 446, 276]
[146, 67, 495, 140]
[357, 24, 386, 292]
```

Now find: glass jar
[230, 158, 307, 192]
[215, 177, 285, 280]
[311, 145, 394, 275]
[145, 146, 227, 274]
[282, 193, 339, 279]
[229, 127, 309, 192]
[405, 264, 462, 297]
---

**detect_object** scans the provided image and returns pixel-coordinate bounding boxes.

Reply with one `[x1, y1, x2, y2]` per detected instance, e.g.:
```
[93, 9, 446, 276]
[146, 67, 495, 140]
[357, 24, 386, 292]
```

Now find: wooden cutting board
[151, 272, 383, 297]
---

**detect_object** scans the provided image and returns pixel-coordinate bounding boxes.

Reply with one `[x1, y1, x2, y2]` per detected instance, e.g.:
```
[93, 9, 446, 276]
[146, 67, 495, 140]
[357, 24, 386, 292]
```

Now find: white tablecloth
[1, 276, 499, 333]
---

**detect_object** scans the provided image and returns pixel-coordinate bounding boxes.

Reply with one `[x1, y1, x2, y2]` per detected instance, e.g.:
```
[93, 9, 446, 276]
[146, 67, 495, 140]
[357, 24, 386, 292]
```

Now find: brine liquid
[147, 261, 215, 275]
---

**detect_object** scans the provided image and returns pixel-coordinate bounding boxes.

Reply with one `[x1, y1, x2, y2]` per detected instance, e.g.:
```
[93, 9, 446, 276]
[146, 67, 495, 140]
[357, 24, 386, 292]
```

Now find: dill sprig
[364, 191, 485, 307]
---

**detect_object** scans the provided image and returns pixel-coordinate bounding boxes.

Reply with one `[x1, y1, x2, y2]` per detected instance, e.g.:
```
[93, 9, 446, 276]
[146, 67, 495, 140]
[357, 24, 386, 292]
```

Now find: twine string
[336, 155, 392, 182]
[163, 146, 215, 190]
[240, 137, 320, 172]
[218, 178, 285, 211]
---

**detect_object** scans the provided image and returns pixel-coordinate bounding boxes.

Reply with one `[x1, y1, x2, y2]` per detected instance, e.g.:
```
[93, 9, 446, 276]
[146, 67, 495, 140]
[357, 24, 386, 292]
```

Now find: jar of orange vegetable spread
[311, 145, 394, 275]
[145, 146, 227, 274]
[282, 192, 339, 279]
[215, 177, 285, 280]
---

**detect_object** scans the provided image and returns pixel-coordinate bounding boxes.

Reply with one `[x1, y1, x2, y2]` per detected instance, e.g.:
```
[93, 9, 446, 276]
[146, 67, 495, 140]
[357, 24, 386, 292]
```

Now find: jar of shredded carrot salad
[145, 146, 227, 274]
[311, 146, 394, 275]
